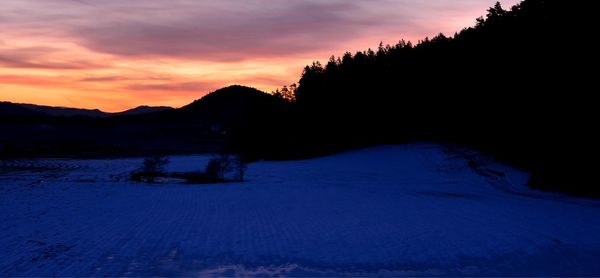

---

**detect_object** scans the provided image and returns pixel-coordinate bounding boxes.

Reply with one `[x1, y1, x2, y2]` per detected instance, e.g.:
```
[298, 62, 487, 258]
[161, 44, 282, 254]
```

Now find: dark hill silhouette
[183, 85, 280, 111]
[177, 85, 291, 125]
[132, 85, 295, 159]
[114, 85, 290, 124]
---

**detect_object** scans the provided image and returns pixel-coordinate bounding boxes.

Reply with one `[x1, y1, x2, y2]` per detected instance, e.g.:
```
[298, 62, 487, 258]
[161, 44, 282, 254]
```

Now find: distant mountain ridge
[1, 85, 280, 120]
[0, 102, 173, 117]
[0, 102, 46, 117]
[113, 105, 174, 116]
[0, 85, 292, 159]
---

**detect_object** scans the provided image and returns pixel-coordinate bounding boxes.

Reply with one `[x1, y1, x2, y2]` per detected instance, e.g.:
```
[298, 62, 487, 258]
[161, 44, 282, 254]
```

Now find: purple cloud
[0, 46, 103, 69]
[125, 81, 209, 92]
[79, 76, 172, 82]
[68, 1, 373, 61]
[1, 0, 521, 62]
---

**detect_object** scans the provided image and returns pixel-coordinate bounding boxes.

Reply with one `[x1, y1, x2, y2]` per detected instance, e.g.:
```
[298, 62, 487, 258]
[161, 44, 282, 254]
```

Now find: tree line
[269, 0, 597, 196]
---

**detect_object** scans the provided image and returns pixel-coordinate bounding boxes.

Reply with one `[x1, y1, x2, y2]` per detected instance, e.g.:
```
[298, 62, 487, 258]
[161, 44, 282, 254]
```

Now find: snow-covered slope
[1, 144, 599, 276]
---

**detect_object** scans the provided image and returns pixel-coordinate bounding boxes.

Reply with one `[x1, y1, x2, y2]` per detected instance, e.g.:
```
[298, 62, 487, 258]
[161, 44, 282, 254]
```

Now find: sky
[0, 0, 520, 112]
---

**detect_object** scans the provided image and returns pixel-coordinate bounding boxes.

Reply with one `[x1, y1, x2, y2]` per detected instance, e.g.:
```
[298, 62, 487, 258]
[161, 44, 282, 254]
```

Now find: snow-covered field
[1, 144, 600, 276]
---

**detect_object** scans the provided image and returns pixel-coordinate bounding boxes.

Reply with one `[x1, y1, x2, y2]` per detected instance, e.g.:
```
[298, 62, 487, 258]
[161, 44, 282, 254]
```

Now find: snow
[1, 144, 600, 276]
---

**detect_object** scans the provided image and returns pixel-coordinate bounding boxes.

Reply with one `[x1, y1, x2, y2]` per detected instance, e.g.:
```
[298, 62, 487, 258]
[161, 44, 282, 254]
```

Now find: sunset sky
[1, 0, 520, 112]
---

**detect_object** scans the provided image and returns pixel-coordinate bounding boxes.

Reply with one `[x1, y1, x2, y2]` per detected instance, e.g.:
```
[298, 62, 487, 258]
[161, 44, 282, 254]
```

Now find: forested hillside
[290, 0, 597, 196]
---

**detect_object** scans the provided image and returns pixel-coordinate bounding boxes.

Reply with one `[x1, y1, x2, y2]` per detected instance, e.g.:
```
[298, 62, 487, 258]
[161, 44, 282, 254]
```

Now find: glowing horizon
[1, 0, 520, 112]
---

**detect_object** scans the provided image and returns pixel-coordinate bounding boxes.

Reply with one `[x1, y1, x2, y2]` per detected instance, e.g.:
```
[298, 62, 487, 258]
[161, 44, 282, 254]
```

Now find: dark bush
[204, 154, 247, 182]
[131, 155, 170, 183]
[204, 158, 222, 181]
[205, 154, 233, 181]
